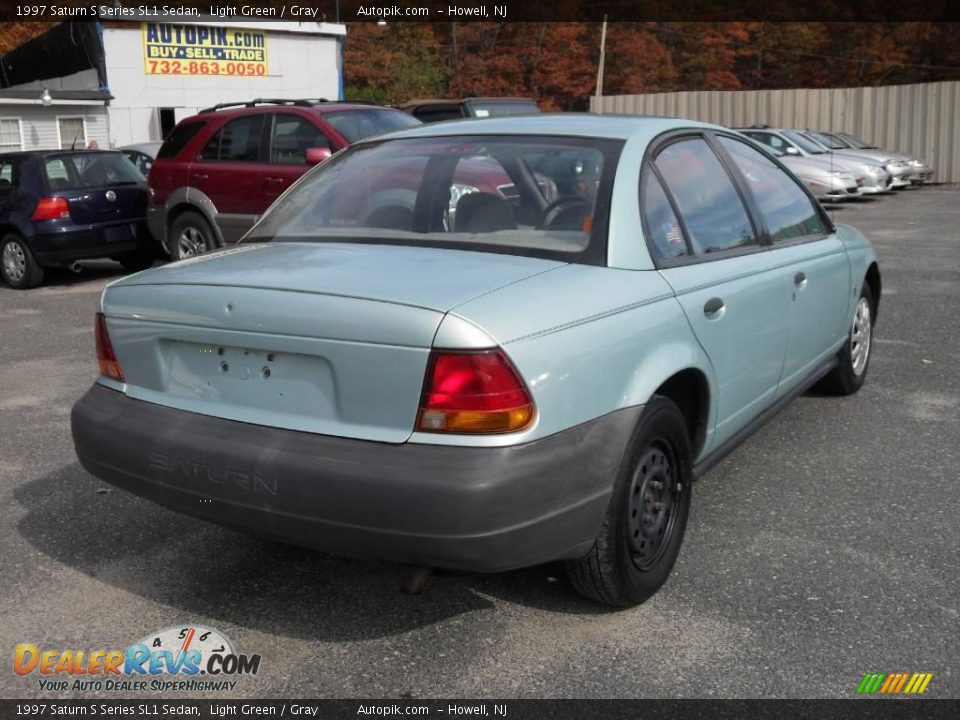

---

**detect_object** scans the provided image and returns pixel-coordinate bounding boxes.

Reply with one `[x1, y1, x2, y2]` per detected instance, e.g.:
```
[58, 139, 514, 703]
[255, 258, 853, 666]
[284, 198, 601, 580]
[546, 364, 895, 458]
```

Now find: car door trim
[692, 352, 837, 479]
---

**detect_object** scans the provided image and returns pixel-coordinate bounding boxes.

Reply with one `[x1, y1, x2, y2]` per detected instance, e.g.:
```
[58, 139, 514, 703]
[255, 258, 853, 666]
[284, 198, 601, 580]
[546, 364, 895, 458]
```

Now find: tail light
[417, 349, 535, 434]
[31, 197, 70, 221]
[95, 313, 124, 382]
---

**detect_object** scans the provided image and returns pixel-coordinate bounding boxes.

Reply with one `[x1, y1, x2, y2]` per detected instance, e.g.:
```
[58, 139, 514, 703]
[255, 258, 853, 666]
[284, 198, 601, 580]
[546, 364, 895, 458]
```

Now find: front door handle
[264, 177, 285, 185]
[193, 173, 209, 181]
[703, 297, 725, 318]
[794, 271, 807, 287]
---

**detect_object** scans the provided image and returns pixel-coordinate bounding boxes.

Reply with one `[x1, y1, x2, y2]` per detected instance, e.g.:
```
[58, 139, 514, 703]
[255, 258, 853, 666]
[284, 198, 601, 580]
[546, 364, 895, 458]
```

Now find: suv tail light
[31, 197, 70, 221]
[95, 313, 124, 382]
[417, 349, 535, 434]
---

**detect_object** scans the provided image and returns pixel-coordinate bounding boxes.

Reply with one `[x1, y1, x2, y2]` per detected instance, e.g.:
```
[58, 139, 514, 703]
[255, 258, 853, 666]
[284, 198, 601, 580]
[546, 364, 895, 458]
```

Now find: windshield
[783, 131, 827, 155]
[323, 109, 421, 143]
[806, 131, 847, 149]
[245, 135, 621, 265]
[467, 100, 540, 118]
[43, 152, 145, 191]
[840, 133, 877, 149]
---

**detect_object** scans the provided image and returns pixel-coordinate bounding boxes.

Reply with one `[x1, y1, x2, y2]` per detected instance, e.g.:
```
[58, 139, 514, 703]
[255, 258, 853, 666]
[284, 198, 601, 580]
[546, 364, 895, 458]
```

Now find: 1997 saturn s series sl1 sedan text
[71, 116, 880, 606]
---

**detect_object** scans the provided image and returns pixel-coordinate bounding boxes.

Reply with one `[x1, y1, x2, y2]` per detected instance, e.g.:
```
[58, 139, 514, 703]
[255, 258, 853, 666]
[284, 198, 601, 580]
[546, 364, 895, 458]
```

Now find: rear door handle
[703, 297, 725, 318]
[193, 173, 209, 181]
[264, 177, 285, 185]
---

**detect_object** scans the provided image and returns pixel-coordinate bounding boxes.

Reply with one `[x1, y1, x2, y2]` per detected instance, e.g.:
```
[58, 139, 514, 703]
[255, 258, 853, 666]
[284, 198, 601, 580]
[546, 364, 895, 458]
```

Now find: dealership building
[0, 19, 346, 151]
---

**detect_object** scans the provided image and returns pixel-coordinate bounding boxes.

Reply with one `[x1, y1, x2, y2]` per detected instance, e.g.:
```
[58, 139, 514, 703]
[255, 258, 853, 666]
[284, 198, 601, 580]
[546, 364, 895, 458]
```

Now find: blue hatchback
[0, 150, 155, 289]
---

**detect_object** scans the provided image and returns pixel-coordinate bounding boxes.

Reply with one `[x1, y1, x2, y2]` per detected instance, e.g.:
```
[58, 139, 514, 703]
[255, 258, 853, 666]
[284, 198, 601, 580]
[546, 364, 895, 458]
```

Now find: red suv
[147, 99, 421, 260]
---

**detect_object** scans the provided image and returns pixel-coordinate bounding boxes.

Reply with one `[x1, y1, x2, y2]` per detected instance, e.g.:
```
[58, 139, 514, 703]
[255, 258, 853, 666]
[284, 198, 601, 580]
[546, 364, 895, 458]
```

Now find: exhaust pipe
[67, 261, 82, 274]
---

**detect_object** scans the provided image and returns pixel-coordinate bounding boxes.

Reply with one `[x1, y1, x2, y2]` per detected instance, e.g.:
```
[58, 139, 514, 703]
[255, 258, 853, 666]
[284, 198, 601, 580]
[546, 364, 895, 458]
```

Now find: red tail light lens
[31, 197, 70, 221]
[417, 349, 535, 434]
[95, 313, 124, 382]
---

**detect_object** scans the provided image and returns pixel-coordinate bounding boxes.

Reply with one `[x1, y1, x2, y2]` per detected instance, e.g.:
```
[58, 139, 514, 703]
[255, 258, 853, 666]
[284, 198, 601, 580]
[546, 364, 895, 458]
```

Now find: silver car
[832, 132, 935, 184]
[740, 128, 891, 195]
[801, 131, 914, 188]
[753, 144, 861, 201]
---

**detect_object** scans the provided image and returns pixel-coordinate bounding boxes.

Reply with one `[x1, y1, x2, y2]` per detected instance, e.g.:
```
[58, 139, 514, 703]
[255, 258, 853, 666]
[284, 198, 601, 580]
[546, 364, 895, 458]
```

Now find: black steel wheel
[566, 396, 692, 607]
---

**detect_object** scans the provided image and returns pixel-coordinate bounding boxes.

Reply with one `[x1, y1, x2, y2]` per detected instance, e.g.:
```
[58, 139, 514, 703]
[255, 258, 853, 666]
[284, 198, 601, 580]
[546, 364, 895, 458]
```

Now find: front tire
[566, 396, 693, 607]
[169, 211, 216, 261]
[1, 233, 44, 289]
[820, 284, 874, 395]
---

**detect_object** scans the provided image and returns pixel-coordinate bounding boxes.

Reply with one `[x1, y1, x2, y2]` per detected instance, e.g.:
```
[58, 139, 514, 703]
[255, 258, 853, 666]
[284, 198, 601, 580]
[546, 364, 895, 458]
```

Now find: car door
[715, 135, 851, 396]
[189, 113, 268, 243]
[645, 134, 790, 449]
[262, 113, 337, 206]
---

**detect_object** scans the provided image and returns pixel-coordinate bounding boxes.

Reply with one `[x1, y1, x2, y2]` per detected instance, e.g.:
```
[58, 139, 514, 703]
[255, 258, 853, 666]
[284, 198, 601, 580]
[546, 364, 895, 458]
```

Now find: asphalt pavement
[0, 187, 957, 699]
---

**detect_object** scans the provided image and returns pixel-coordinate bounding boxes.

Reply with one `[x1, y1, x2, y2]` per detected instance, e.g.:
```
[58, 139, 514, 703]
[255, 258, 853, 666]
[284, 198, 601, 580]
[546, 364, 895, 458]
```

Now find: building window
[0, 118, 22, 152]
[58, 117, 87, 149]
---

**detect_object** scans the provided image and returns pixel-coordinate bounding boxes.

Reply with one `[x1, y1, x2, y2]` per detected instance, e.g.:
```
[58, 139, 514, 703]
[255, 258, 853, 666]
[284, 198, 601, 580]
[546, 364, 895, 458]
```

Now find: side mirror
[305, 147, 332, 165]
[784, 146, 800, 156]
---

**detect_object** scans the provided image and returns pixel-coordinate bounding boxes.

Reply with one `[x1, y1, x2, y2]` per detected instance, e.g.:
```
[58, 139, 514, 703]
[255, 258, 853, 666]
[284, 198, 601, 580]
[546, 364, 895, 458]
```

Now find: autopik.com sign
[142, 23, 268, 77]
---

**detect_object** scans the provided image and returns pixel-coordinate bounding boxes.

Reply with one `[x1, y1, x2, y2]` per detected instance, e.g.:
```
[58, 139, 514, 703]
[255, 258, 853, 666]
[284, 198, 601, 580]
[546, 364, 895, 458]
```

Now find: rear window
[157, 121, 205, 159]
[467, 100, 540, 118]
[322, 109, 421, 143]
[244, 134, 621, 266]
[43, 152, 144, 191]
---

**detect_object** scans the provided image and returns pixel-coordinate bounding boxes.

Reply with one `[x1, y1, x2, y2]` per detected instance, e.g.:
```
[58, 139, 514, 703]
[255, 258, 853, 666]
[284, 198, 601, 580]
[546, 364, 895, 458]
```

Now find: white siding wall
[102, 23, 342, 146]
[0, 105, 109, 151]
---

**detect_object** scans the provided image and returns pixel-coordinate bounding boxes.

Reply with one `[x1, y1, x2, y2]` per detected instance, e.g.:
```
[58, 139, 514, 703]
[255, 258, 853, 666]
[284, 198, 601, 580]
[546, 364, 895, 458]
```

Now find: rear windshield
[467, 100, 540, 118]
[323, 109, 421, 143]
[244, 135, 621, 266]
[43, 152, 144, 191]
[157, 121, 205, 159]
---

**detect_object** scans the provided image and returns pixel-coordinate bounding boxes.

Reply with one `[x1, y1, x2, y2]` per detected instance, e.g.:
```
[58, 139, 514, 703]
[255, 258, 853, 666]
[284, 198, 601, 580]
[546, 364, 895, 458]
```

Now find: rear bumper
[31, 221, 151, 264]
[71, 384, 640, 572]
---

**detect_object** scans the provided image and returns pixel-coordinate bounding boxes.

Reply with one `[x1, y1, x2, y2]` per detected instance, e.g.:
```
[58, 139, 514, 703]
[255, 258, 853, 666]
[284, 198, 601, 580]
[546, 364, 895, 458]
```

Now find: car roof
[187, 101, 403, 123]
[402, 97, 537, 107]
[119, 142, 162, 154]
[0, 149, 123, 159]
[361, 113, 721, 142]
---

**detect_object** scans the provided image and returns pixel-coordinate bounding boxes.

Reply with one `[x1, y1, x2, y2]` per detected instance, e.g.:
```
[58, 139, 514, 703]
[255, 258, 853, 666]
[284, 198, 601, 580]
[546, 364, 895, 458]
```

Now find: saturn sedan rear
[71, 116, 880, 606]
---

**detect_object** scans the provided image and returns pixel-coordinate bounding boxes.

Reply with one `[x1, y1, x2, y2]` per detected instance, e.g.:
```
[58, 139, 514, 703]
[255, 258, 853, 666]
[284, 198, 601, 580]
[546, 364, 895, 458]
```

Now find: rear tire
[169, 211, 216, 261]
[1, 233, 44, 289]
[820, 284, 874, 395]
[566, 396, 693, 607]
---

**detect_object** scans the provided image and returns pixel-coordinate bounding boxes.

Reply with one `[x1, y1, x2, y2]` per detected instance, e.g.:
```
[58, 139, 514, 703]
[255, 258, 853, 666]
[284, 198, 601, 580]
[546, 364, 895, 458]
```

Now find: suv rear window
[44, 152, 144, 191]
[157, 121, 205, 159]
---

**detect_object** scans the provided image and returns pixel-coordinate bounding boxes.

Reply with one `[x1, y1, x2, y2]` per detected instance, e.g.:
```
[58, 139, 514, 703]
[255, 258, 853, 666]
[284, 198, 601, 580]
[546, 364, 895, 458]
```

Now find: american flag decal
[664, 223, 683, 244]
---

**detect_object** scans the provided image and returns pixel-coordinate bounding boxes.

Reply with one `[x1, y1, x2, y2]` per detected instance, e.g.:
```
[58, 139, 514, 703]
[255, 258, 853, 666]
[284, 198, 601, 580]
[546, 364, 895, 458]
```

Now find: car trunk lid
[102, 242, 563, 442]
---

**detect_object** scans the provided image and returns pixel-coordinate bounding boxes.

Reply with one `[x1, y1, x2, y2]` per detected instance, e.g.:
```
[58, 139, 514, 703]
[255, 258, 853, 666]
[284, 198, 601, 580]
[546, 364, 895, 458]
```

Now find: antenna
[70, 124, 82, 150]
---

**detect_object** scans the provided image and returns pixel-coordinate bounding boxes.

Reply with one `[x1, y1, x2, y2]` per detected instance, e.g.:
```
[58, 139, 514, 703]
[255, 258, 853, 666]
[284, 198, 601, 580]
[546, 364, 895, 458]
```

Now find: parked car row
[0, 96, 930, 290]
[736, 125, 934, 202]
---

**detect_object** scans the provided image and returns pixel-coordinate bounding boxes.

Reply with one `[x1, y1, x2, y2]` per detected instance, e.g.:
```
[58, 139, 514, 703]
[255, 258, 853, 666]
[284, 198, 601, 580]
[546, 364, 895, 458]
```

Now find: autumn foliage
[343, 22, 960, 108]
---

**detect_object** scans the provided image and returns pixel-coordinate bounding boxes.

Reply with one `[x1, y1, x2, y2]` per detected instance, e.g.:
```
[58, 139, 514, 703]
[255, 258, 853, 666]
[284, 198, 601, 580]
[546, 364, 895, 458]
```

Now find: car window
[44, 153, 144, 190]
[271, 114, 332, 164]
[654, 137, 757, 255]
[123, 150, 152, 175]
[745, 131, 789, 154]
[782, 131, 827, 155]
[413, 106, 464, 123]
[717, 136, 827, 242]
[245, 135, 621, 266]
[640, 169, 688, 260]
[157, 121, 204, 159]
[322, 109, 421, 143]
[201, 115, 264, 162]
[0, 161, 13, 191]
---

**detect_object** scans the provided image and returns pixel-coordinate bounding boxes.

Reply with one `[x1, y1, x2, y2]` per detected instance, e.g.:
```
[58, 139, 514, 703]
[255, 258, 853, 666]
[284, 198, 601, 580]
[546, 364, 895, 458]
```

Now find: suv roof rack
[199, 98, 318, 113]
[749, 123, 772, 129]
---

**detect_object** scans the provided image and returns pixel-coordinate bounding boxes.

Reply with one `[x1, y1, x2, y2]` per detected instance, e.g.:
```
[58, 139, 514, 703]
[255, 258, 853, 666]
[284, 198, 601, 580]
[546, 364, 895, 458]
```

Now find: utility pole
[595, 15, 608, 101]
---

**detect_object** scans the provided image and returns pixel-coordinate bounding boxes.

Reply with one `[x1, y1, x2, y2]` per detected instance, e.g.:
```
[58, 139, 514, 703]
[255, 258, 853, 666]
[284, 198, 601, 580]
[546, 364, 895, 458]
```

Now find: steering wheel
[541, 197, 591, 229]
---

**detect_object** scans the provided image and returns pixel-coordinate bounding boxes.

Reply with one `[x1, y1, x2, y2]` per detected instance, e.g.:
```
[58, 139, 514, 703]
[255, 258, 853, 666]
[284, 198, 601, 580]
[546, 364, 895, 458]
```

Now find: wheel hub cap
[2, 241, 26, 282]
[627, 444, 679, 570]
[850, 297, 872, 377]
[177, 227, 205, 258]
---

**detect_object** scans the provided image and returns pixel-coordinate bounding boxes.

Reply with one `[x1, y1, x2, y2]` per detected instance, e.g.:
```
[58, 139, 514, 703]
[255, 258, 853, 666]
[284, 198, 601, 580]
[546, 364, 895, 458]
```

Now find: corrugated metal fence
[591, 81, 960, 184]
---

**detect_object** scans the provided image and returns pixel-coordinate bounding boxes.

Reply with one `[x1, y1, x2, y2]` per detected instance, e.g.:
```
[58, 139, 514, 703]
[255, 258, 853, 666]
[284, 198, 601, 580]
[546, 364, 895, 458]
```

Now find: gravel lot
[1, 187, 957, 699]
